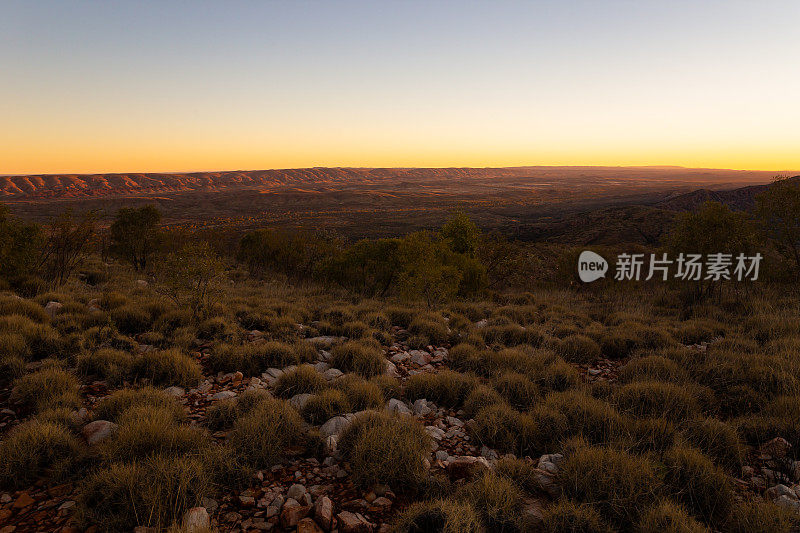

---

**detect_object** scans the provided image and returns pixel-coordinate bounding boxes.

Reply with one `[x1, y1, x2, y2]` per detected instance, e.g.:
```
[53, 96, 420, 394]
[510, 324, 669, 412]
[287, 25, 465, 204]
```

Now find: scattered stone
[385, 398, 411, 415]
[321, 415, 352, 438]
[298, 517, 324, 533]
[136, 279, 149, 288]
[82, 420, 119, 445]
[181, 507, 210, 533]
[290, 393, 313, 410]
[425, 426, 445, 440]
[44, 301, 63, 318]
[13, 492, 34, 509]
[287, 483, 307, 501]
[164, 386, 185, 397]
[314, 496, 334, 530]
[280, 498, 310, 528]
[211, 390, 237, 401]
[323, 368, 344, 381]
[390, 352, 410, 363]
[337, 511, 374, 533]
[408, 350, 430, 366]
[761, 437, 792, 459]
[384, 361, 400, 378]
[412, 399, 431, 416]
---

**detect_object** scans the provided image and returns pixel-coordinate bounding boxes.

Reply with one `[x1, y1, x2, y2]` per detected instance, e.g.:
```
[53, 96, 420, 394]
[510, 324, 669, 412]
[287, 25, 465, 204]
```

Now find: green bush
[471, 404, 538, 456]
[540, 500, 614, 533]
[724, 501, 799, 533]
[273, 364, 327, 398]
[492, 372, 540, 410]
[228, 398, 307, 467]
[554, 335, 601, 364]
[12, 367, 82, 412]
[78, 455, 211, 532]
[618, 356, 688, 384]
[77, 348, 135, 385]
[338, 411, 431, 489]
[209, 341, 298, 375]
[0, 420, 85, 488]
[405, 370, 478, 408]
[392, 499, 482, 533]
[102, 407, 212, 462]
[463, 384, 504, 417]
[301, 389, 351, 425]
[636, 500, 709, 533]
[613, 381, 700, 421]
[94, 387, 185, 423]
[334, 375, 384, 410]
[559, 445, 661, 528]
[682, 417, 743, 469]
[662, 445, 734, 525]
[544, 391, 622, 445]
[458, 472, 523, 531]
[330, 341, 386, 378]
[409, 316, 449, 345]
[110, 304, 152, 334]
[132, 348, 202, 387]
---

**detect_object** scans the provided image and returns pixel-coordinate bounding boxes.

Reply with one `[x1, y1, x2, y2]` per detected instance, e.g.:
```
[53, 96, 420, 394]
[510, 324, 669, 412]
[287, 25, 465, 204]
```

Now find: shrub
[493, 457, 543, 494]
[409, 316, 449, 345]
[554, 334, 601, 364]
[386, 306, 415, 328]
[338, 411, 431, 489]
[274, 364, 327, 398]
[392, 499, 482, 533]
[662, 445, 734, 524]
[463, 384, 504, 417]
[301, 389, 350, 425]
[618, 356, 688, 384]
[132, 348, 202, 387]
[492, 372, 540, 410]
[330, 341, 386, 378]
[405, 370, 478, 408]
[538, 358, 581, 392]
[0, 332, 30, 360]
[110, 304, 152, 335]
[370, 374, 401, 401]
[228, 398, 307, 467]
[544, 391, 622, 445]
[342, 320, 370, 339]
[334, 375, 384, 410]
[540, 500, 614, 533]
[471, 404, 538, 456]
[102, 407, 212, 462]
[0, 296, 50, 323]
[724, 500, 799, 533]
[0, 420, 85, 488]
[682, 417, 743, 469]
[458, 472, 523, 531]
[94, 387, 185, 423]
[209, 341, 298, 375]
[624, 417, 677, 454]
[449, 343, 481, 372]
[77, 348, 135, 385]
[559, 445, 661, 528]
[11, 368, 81, 412]
[78, 455, 210, 532]
[636, 500, 709, 533]
[613, 381, 700, 421]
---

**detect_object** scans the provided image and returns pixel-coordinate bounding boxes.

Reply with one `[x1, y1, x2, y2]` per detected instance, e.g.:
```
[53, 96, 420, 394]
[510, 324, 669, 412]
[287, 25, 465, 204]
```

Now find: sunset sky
[2, 0, 799, 174]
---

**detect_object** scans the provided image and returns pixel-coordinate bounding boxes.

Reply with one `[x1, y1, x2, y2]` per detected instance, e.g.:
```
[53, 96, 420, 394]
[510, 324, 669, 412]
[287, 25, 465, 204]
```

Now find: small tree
[37, 210, 98, 287]
[110, 205, 162, 271]
[160, 242, 225, 318]
[0, 205, 43, 286]
[440, 211, 480, 255]
[755, 177, 800, 276]
[396, 231, 463, 307]
[665, 201, 756, 303]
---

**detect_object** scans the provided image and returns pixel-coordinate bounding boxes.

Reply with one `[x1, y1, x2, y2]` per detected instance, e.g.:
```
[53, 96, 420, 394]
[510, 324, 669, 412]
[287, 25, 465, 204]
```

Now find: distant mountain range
[656, 176, 800, 211]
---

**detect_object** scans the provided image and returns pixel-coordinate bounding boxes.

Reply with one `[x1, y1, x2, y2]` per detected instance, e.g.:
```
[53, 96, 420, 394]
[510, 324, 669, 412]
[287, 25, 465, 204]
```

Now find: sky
[2, 0, 799, 174]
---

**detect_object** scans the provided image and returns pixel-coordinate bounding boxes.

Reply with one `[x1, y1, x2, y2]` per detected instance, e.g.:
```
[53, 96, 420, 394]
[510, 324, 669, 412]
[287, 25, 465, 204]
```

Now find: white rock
[82, 420, 118, 445]
[386, 398, 411, 415]
[44, 301, 63, 318]
[412, 399, 432, 416]
[289, 393, 313, 410]
[211, 390, 237, 401]
[182, 507, 210, 533]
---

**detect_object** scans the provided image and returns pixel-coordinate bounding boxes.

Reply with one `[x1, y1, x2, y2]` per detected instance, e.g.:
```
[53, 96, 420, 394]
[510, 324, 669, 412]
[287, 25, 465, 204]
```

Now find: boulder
[82, 420, 119, 445]
[181, 507, 210, 533]
[44, 301, 63, 318]
[337, 511, 374, 533]
[298, 517, 324, 533]
[314, 495, 334, 530]
[385, 399, 411, 416]
[280, 498, 310, 528]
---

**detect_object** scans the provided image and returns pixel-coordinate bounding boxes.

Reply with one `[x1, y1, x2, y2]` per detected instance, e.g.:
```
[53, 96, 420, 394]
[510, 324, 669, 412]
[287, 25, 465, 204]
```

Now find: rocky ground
[2, 320, 800, 532]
